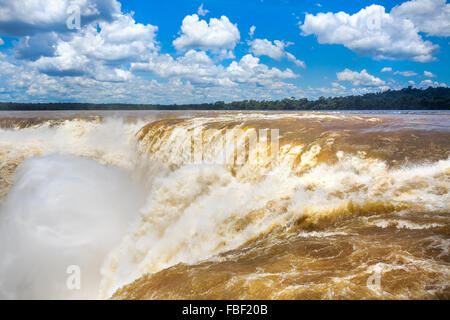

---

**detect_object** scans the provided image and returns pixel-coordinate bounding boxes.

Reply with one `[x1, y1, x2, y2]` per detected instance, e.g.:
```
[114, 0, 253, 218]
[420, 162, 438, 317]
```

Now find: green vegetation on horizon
[1, 87, 449, 111]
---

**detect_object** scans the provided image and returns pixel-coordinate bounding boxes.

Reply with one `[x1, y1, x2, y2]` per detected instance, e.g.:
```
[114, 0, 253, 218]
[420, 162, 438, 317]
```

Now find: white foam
[1, 116, 449, 299]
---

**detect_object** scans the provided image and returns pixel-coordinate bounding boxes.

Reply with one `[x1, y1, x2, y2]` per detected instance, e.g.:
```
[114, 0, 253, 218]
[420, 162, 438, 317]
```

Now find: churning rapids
[0, 110, 449, 300]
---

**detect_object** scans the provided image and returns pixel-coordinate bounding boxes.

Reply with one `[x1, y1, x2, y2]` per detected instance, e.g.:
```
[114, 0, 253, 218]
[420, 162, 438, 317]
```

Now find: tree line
[1, 86, 449, 111]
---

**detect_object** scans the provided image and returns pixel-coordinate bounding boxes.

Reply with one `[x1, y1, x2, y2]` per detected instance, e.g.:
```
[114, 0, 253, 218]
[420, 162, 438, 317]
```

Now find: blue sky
[0, 0, 448, 104]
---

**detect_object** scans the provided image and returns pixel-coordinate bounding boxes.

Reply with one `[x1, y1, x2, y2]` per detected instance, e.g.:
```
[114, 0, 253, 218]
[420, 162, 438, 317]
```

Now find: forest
[1, 86, 449, 111]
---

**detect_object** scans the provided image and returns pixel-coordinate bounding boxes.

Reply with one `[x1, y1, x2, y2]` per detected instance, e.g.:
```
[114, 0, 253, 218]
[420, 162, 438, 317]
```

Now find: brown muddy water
[0, 110, 448, 299]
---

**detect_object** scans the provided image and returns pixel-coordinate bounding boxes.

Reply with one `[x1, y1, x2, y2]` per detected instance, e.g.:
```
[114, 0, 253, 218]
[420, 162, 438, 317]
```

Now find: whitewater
[0, 110, 448, 299]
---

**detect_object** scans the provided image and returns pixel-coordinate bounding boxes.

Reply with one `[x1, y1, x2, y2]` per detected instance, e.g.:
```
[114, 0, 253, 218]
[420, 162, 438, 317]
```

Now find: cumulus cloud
[197, 4, 209, 17]
[307, 82, 391, 100]
[0, 51, 304, 104]
[332, 82, 346, 90]
[337, 69, 386, 86]
[0, 37, 3, 45]
[132, 52, 297, 87]
[3, 0, 440, 104]
[173, 14, 240, 55]
[13, 33, 60, 60]
[391, 0, 450, 37]
[226, 54, 298, 85]
[0, 1, 305, 102]
[0, 52, 70, 99]
[381, 67, 392, 72]
[249, 39, 305, 68]
[0, 0, 158, 82]
[0, 0, 121, 36]
[249, 25, 256, 38]
[249, 39, 287, 60]
[285, 52, 306, 68]
[419, 79, 447, 87]
[424, 70, 436, 77]
[31, 14, 158, 81]
[131, 50, 225, 85]
[300, 4, 439, 62]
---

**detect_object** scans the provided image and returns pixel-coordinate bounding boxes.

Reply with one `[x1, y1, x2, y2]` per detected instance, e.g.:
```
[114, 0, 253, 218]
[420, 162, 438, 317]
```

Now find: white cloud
[173, 14, 240, 54]
[419, 79, 447, 87]
[331, 82, 346, 90]
[0, 0, 121, 36]
[381, 67, 418, 76]
[0, 51, 304, 104]
[394, 70, 418, 76]
[197, 4, 209, 17]
[285, 52, 306, 68]
[391, 0, 450, 37]
[32, 14, 158, 81]
[249, 39, 305, 68]
[337, 69, 386, 86]
[0, 2, 305, 103]
[4, 0, 444, 104]
[249, 25, 256, 38]
[132, 50, 225, 85]
[13, 32, 60, 60]
[300, 4, 439, 62]
[408, 80, 416, 85]
[424, 70, 436, 77]
[249, 39, 287, 60]
[132, 52, 297, 87]
[0, 37, 3, 45]
[226, 54, 298, 85]
[307, 83, 392, 99]
[0, 52, 69, 99]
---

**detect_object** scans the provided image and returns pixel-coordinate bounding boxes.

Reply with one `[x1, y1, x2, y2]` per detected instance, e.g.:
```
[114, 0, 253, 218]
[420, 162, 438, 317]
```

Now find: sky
[0, 0, 448, 104]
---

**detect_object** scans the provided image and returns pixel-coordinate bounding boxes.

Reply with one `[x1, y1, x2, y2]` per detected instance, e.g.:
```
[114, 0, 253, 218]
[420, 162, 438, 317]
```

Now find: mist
[0, 155, 145, 299]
